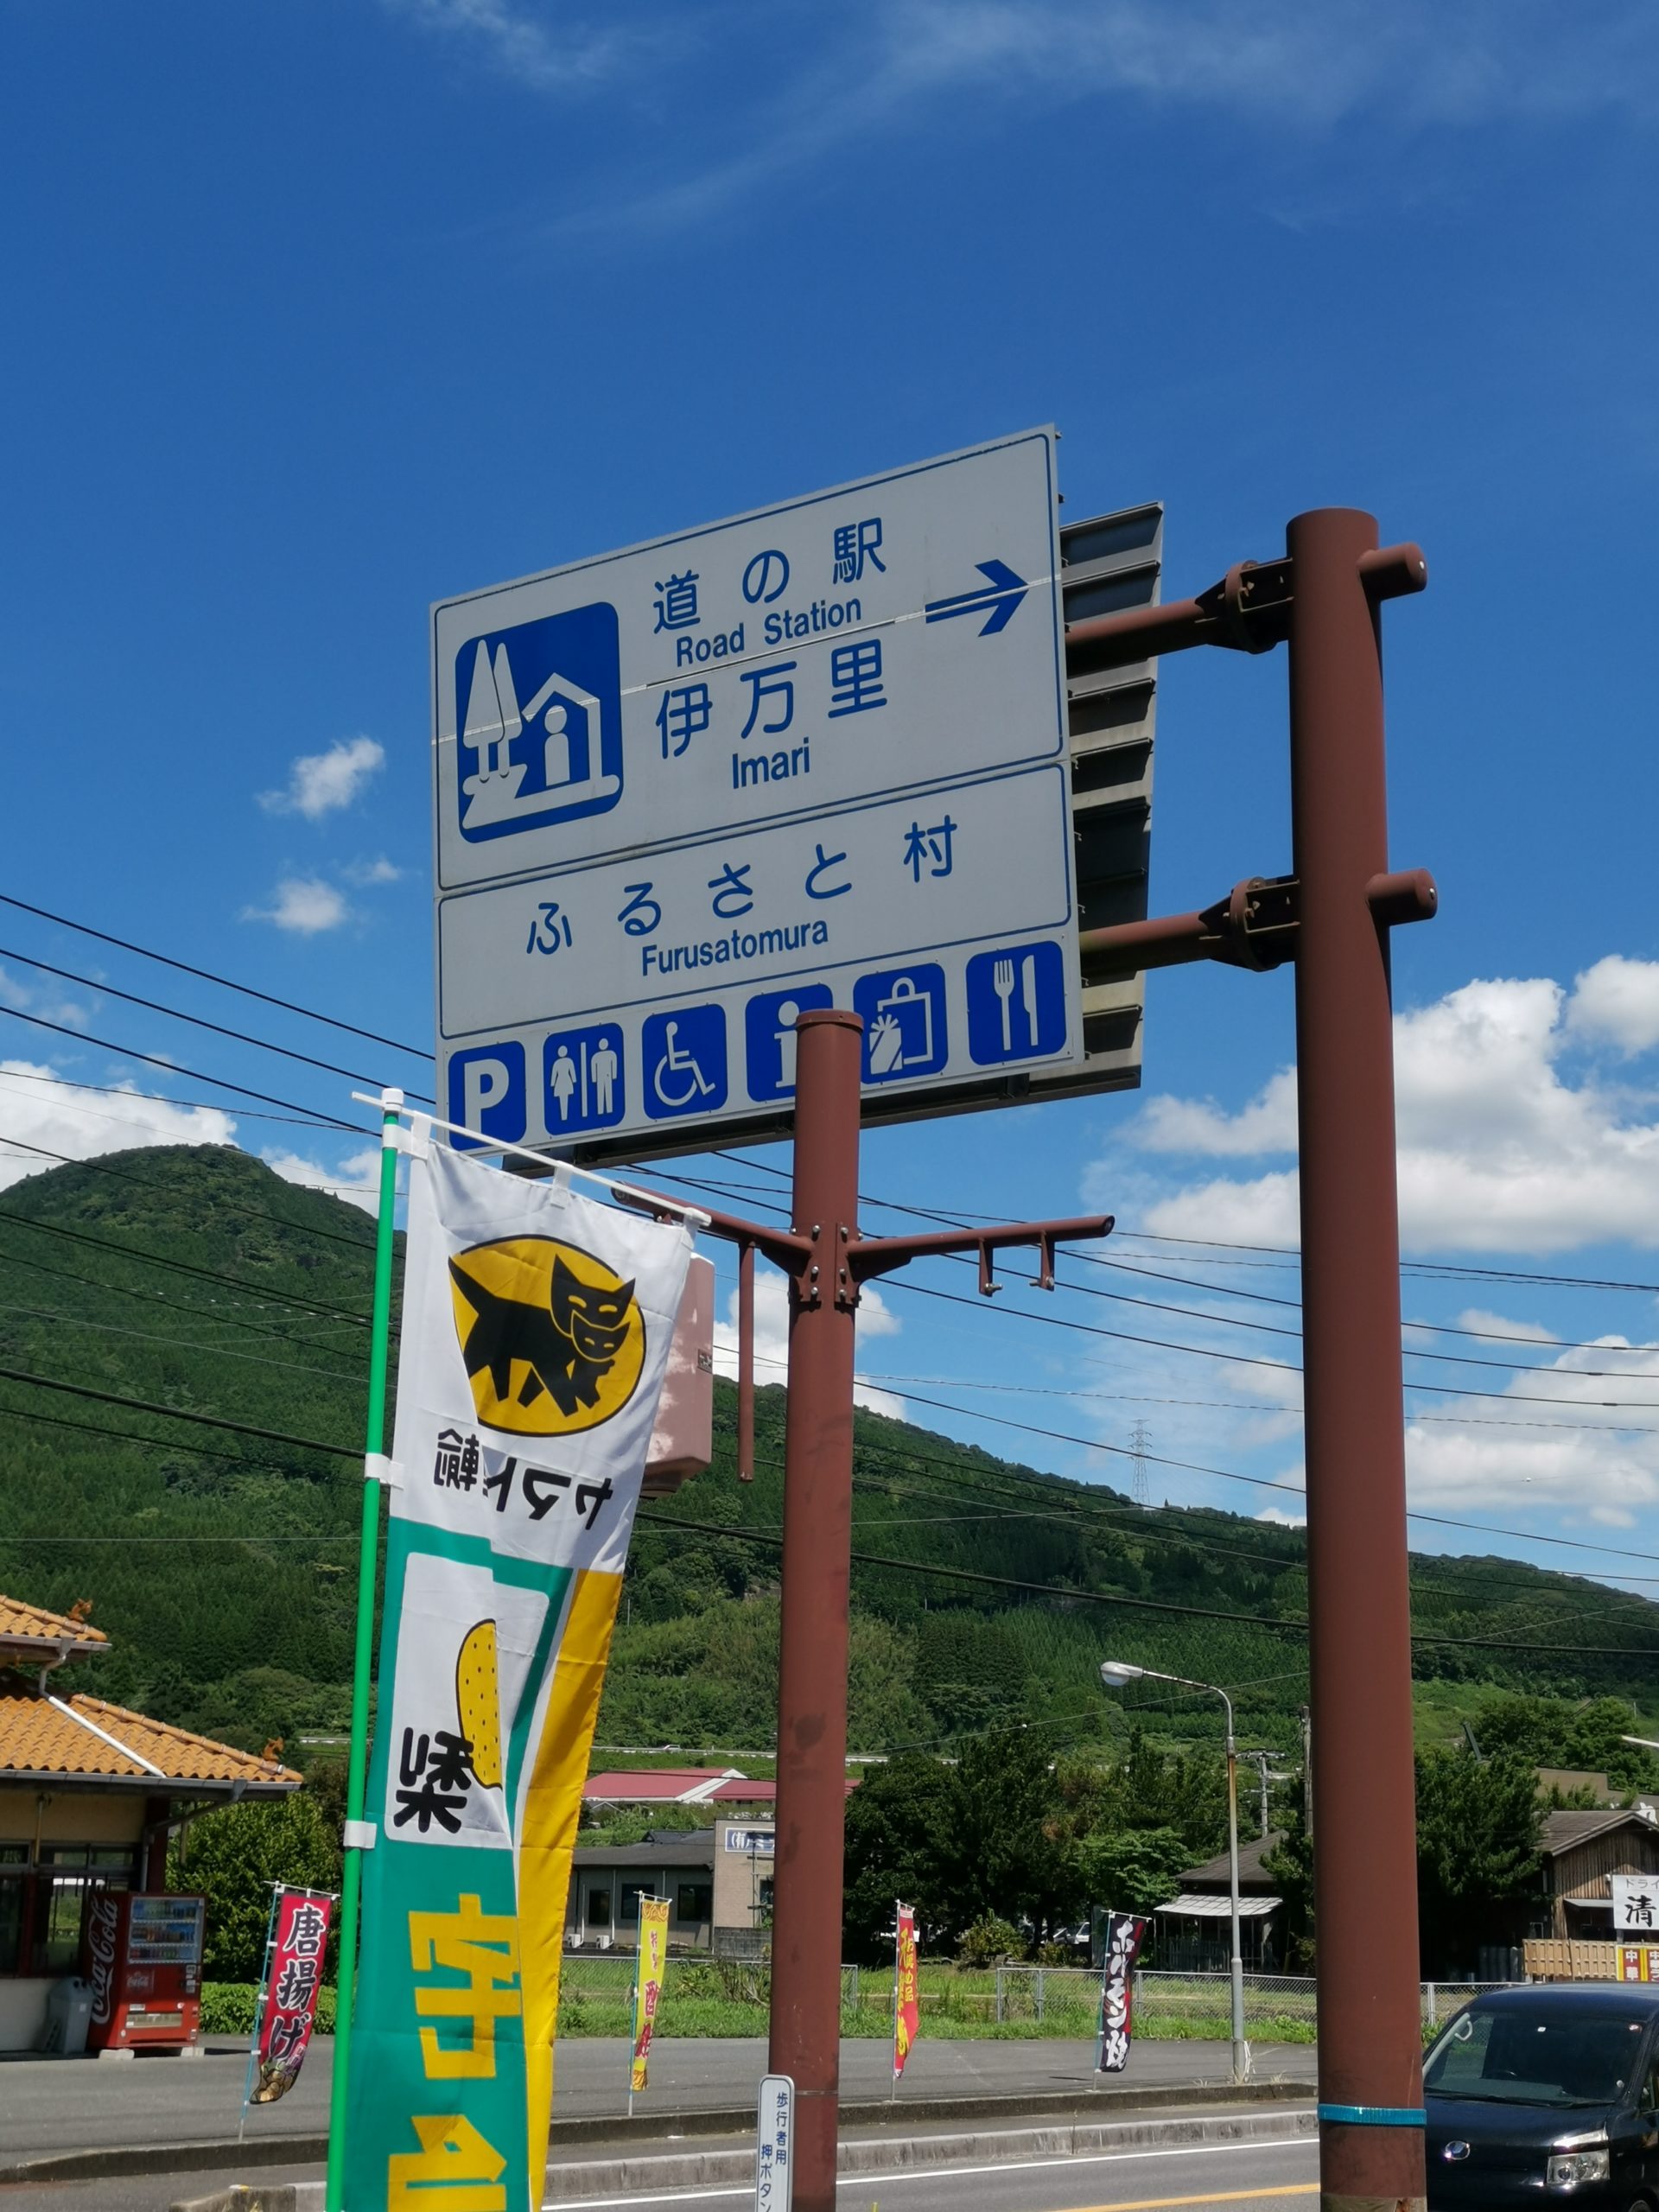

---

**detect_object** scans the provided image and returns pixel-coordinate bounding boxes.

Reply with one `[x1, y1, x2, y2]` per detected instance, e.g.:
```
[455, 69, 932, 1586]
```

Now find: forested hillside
[3, 1143, 1658, 1767]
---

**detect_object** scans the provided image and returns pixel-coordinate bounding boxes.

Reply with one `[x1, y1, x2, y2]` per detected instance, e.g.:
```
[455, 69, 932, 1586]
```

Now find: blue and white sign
[433, 429, 1083, 1155]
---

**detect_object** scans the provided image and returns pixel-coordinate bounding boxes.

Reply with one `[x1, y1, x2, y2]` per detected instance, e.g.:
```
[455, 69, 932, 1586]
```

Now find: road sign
[432, 429, 1082, 1160]
[756, 2073, 793, 2212]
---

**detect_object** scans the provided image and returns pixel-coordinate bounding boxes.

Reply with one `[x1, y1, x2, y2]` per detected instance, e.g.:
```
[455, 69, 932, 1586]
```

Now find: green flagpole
[326, 1086, 404, 2212]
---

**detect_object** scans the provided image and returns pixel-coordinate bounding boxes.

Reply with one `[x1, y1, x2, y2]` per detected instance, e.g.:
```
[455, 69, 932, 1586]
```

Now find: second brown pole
[769, 1007, 864, 2212]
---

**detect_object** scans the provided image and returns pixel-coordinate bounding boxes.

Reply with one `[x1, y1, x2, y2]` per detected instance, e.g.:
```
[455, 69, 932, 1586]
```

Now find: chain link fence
[551, 1955, 1525, 2040]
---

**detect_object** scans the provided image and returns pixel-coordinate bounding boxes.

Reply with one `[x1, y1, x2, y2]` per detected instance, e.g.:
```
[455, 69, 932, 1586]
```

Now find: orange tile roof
[0, 1671, 302, 1790]
[0, 1594, 110, 1652]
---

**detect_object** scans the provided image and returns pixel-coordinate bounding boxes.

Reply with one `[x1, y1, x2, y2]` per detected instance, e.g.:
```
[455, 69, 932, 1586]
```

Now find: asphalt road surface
[0, 2037, 1317, 2162]
[0, 2136, 1322, 2212]
[547, 2132, 1322, 2212]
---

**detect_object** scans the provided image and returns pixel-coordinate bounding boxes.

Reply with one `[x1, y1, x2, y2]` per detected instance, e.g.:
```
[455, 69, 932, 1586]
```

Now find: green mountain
[3, 1143, 1659, 1774]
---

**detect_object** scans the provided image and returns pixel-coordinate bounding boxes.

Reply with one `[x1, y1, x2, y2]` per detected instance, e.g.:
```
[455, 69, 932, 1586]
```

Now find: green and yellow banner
[344, 1142, 692, 2210]
[630, 1896, 669, 2098]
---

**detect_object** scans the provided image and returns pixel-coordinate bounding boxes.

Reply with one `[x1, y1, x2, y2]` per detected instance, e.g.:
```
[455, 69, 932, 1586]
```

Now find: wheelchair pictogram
[641, 1006, 728, 1121]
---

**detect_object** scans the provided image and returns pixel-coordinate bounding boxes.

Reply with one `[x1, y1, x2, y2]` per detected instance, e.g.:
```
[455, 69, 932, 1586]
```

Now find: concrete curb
[0, 2074, 1314, 2190]
[168, 2104, 1319, 2212]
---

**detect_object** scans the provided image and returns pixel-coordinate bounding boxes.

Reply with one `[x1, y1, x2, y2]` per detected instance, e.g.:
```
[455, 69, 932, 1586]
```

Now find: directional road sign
[432, 429, 1080, 1161]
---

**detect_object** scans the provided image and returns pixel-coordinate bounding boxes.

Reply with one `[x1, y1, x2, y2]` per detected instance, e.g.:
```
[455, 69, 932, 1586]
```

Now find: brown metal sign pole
[1066, 512, 1431, 2211]
[1288, 509, 1426, 2212]
[768, 1007, 863, 2205]
[755, 1008, 1112, 2212]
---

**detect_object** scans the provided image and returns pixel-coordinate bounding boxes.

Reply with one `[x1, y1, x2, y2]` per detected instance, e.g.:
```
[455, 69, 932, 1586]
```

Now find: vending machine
[84, 1891, 206, 2053]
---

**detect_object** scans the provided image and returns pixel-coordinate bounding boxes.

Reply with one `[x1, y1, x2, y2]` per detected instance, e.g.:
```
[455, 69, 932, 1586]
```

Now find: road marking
[543, 2133, 1318, 2209]
[1068, 2190, 1319, 2210]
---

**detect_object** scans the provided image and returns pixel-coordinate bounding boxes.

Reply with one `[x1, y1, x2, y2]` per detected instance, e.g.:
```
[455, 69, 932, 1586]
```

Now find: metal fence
[551, 1955, 1524, 2036]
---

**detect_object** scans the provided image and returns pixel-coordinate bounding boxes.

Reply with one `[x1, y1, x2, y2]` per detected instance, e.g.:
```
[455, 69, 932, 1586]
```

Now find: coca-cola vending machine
[84, 1891, 206, 2053]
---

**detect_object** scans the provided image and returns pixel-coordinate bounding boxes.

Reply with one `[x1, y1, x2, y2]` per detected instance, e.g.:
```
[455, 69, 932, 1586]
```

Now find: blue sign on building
[744, 984, 834, 1102]
[641, 1004, 728, 1121]
[454, 601, 623, 844]
[964, 940, 1068, 1065]
[447, 1042, 527, 1148]
[542, 1025, 626, 1134]
[853, 965, 948, 1084]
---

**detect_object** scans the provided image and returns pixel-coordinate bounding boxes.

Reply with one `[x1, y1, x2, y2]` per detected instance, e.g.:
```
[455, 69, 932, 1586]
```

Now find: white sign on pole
[432, 429, 1081, 1160]
[756, 2072, 794, 2212]
[1611, 1874, 1659, 1936]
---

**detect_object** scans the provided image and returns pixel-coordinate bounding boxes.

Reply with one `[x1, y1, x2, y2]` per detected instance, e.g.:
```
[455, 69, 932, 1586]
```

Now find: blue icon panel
[543, 1025, 626, 1134]
[744, 985, 834, 1102]
[965, 940, 1068, 1066]
[455, 601, 623, 844]
[641, 1005, 728, 1120]
[853, 965, 948, 1084]
[448, 1043, 527, 1148]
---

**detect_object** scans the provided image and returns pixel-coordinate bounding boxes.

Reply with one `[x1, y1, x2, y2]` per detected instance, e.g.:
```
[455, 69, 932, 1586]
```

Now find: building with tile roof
[0, 1592, 301, 2052]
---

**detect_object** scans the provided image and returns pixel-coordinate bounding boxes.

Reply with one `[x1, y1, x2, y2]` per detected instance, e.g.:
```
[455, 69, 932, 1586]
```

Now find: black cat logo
[447, 1236, 644, 1436]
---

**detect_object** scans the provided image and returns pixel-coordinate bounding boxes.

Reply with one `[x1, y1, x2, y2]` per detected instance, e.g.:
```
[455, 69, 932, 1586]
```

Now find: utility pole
[1068, 512, 1431, 2212]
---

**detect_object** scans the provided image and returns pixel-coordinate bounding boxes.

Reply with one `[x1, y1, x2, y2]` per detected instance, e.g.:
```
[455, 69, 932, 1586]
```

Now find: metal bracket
[365, 1453, 403, 1489]
[342, 1819, 378, 1852]
[1079, 867, 1438, 985]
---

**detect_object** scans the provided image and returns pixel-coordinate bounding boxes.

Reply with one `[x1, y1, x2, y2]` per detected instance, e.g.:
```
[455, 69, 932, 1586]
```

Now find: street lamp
[1099, 1659, 1249, 2082]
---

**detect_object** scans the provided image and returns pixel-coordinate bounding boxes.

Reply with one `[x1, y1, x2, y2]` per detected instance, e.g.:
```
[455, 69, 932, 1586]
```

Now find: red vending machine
[85, 1891, 207, 2053]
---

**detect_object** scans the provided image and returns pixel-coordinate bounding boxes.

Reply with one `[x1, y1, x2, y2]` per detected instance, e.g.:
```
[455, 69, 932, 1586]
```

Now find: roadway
[0, 2037, 1317, 2162]
[0, 2132, 1321, 2212]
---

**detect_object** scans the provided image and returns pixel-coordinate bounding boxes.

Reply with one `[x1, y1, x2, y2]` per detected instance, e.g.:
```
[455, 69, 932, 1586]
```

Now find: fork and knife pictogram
[992, 953, 1039, 1052]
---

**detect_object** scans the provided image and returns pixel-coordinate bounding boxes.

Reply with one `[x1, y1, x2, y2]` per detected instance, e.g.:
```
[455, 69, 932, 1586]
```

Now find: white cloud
[242, 879, 353, 935]
[1115, 969, 1659, 1255]
[713, 1263, 905, 1418]
[1567, 955, 1659, 1055]
[259, 736, 385, 820]
[342, 855, 403, 887]
[447, 1, 1659, 240]
[0, 1058, 236, 1192]
[1255, 1504, 1307, 1528]
[0, 961, 96, 1031]
[263, 1144, 385, 1216]
[382, 0, 629, 91]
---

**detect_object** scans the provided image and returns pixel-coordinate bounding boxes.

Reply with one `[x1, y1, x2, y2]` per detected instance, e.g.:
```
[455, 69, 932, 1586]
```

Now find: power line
[0, 944, 433, 1103]
[0, 1299, 368, 1386]
[0, 1064, 341, 1133]
[0, 1135, 381, 1259]
[0, 1004, 360, 1131]
[0, 1363, 358, 1460]
[0, 892, 432, 1061]
[0, 1205, 376, 1328]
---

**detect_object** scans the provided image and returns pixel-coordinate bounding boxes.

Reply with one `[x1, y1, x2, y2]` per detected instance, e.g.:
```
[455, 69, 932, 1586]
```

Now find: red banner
[251, 1889, 334, 2104]
[893, 1904, 920, 2078]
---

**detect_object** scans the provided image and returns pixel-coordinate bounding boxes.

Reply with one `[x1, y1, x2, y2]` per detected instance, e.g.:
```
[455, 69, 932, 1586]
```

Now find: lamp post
[1101, 1659, 1249, 2082]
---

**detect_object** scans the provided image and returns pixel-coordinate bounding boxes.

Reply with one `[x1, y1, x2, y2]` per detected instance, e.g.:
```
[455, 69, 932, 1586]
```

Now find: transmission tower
[1129, 1419, 1152, 1508]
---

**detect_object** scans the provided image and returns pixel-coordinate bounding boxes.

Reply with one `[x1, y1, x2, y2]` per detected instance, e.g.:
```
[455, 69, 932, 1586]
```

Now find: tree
[170, 1791, 340, 1983]
[842, 1751, 965, 1963]
[956, 1731, 1076, 1941]
[1414, 1747, 1543, 1977]
[1075, 1825, 1190, 1923]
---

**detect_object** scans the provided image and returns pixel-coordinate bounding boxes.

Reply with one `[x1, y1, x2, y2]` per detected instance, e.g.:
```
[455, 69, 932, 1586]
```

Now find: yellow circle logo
[447, 1236, 645, 1437]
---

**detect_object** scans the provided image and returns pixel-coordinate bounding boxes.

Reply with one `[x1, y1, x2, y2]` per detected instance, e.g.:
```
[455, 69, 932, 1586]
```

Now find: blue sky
[5, 1, 1659, 1605]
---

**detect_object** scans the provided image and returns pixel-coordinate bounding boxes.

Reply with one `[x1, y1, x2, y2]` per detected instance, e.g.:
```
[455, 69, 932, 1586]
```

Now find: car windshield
[1425, 2006, 1646, 2107]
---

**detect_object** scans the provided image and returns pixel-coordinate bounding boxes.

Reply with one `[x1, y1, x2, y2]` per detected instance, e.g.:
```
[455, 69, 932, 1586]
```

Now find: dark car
[1426, 1984, 1659, 2208]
